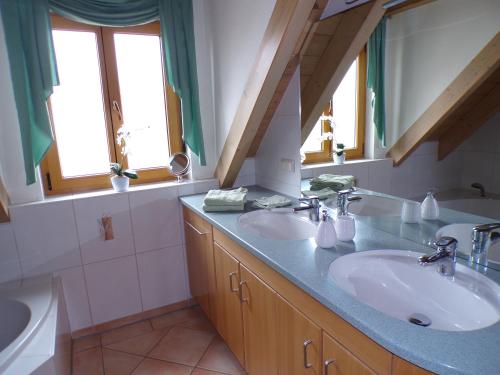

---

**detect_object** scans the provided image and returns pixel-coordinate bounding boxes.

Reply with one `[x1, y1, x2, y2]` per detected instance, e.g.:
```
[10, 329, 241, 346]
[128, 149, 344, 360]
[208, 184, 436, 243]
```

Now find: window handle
[112, 100, 123, 123]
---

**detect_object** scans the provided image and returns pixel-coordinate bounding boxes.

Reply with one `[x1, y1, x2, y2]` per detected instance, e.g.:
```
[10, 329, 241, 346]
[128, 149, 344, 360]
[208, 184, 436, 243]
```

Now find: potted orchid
[110, 126, 138, 192]
[333, 143, 345, 165]
[318, 114, 345, 164]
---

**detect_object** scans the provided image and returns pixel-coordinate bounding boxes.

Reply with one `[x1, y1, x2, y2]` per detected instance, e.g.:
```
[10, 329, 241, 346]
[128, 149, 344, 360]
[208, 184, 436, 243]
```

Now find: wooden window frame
[41, 15, 183, 195]
[302, 48, 366, 165]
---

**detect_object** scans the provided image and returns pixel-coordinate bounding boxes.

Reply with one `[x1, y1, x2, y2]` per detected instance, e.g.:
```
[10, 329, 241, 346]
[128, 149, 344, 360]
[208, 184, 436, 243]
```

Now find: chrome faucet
[337, 188, 362, 216]
[419, 237, 458, 276]
[294, 196, 321, 222]
[471, 223, 500, 265]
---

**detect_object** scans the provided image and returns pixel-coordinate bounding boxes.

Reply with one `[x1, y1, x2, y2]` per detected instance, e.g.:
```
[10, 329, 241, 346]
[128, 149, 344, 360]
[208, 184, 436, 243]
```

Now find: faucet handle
[435, 236, 457, 253]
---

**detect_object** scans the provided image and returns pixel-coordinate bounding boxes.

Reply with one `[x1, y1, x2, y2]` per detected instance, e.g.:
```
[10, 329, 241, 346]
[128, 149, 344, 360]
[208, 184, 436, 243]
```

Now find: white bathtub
[435, 189, 500, 220]
[0, 276, 71, 375]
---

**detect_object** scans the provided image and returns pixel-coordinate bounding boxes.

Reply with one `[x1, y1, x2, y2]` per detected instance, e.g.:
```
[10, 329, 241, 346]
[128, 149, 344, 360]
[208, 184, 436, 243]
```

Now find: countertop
[180, 186, 500, 375]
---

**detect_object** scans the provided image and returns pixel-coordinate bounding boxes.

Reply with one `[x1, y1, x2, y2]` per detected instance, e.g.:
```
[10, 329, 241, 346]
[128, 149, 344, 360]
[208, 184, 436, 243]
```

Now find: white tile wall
[0, 179, 216, 332]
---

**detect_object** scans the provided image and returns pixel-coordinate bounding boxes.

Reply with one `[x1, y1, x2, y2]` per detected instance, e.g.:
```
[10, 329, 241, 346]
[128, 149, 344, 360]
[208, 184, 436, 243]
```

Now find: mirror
[167, 153, 190, 182]
[298, 0, 500, 271]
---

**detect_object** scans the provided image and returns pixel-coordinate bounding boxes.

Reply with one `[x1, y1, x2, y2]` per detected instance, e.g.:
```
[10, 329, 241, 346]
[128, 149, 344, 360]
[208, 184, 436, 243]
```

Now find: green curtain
[367, 16, 387, 148]
[0, 0, 59, 185]
[0, 0, 206, 185]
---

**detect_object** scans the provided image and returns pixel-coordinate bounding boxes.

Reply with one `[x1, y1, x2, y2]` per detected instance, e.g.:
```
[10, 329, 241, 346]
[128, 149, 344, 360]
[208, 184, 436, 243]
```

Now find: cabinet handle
[239, 280, 248, 303]
[185, 221, 210, 236]
[229, 272, 239, 293]
[303, 339, 313, 369]
[324, 359, 335, 375]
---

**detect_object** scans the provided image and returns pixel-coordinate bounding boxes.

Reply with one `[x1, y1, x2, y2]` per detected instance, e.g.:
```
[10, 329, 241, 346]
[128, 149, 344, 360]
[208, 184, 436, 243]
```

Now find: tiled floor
[72, 306, 245, 375]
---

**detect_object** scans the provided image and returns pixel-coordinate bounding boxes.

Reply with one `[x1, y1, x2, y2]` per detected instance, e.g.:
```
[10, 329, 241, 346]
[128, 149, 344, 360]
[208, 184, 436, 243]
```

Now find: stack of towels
[309, 174, 355, 192]
[203, 187, 248, 212]
[301, 187, 337, 200]
[253, 195, 291, 209]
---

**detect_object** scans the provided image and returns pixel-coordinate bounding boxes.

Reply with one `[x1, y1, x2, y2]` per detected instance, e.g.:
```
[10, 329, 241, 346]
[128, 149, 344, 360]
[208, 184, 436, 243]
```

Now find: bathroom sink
[329, 250, 500, 331]
[325, 194, 402, 216]
[238, 210, 316, 240]
[437, 223, 500, 264]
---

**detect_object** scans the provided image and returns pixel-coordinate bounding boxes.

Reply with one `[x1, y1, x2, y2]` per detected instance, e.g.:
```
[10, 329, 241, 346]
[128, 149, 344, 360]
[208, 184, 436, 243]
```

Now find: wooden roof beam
[388, 32, 500, 165]
[300, 0, 386, 144]
[215, 0, 320, 187]
[0, 176, 10, 223]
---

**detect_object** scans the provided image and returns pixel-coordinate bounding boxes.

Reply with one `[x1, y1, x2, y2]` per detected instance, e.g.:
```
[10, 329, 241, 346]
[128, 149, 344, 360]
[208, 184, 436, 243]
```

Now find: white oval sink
[325, 195, 402, 216]
[238, 210, 316, 240]
[437, 223, 500, 264]
[329, 250, 500, 331]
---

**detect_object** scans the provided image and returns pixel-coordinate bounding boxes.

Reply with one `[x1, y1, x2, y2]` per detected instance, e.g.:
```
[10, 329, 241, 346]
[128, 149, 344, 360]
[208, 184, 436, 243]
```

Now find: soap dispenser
[421, 191, 439, 220]
[315, 210, 337, 248]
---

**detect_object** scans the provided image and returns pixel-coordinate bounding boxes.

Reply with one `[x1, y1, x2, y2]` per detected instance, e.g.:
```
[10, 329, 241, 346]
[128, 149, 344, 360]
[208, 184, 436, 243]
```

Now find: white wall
[256, 68, 301, 197]
[0, 16, 44, 204]
[208, 0, 276, 157]
[385, 0, 500, 147]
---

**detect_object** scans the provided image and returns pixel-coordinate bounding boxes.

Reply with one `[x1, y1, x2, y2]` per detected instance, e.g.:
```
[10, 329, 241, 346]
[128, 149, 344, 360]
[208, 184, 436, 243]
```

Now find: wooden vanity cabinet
[323, 332, 375, 375]
[183, 207, 216, 321]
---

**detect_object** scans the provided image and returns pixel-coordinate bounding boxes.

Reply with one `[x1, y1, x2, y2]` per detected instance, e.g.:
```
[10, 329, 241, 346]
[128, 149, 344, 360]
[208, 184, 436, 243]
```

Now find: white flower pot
[334, 153, 345, 165]
[111, 176, 129, 192]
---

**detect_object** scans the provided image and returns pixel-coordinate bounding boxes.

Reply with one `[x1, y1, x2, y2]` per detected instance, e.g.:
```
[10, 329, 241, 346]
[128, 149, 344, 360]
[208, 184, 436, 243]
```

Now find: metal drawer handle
[303, 339, 313, 369]
[185, 221, 209, 236]
[324, 359, 335, 375]
[239, 280, 248, 303]
[229, 272, 239, 293]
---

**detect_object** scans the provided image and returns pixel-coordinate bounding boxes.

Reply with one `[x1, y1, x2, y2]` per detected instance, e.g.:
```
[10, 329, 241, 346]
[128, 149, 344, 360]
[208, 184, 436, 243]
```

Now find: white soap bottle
[315, 210, 337, 248]
[421, 191, 439, 220]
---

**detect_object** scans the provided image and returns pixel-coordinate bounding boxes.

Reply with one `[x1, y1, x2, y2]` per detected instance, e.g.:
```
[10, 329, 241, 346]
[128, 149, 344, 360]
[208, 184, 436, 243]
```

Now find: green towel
[253, 195, 292, 209]
[204, 187, 248, 206]
[310, 174, 355, 191]
[202, 204, 245, 212]
[302, 188, 337, 200]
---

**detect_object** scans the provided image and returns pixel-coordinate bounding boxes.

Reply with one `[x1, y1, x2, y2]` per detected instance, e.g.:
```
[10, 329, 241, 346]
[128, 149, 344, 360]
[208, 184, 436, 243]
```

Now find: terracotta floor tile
[197, 337, 245, 375]
[73, 346, 104, 375]
[150, 307, 203, 330]
[73, 334, 101, 353]
[192, 369, 227, 375]
[131, 358, 192, 375]
[104, 329, 168, 357]
[148, 326, 215, 366]
[102, 348, 143, 375]
[177, 316, 217, 334]
[101, 321, 153, 346]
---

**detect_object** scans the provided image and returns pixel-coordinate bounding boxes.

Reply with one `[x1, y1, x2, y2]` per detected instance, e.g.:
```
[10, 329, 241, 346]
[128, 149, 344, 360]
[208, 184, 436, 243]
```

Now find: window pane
[114, 34, 170, 170]
[301, 119, 323, 154]
[332, 60, 357, 149]
[51, 30, 111, 178]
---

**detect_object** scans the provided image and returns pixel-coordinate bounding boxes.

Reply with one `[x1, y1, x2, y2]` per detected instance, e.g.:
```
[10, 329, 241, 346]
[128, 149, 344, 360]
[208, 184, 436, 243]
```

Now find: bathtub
[0, 275, 71, 375]
[434, 189, 500, 220]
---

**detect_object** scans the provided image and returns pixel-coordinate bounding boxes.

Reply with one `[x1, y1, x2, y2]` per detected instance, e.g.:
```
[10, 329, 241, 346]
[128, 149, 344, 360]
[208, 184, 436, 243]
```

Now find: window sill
[301, 157, 391, 171]
[11, 178, 219, 209]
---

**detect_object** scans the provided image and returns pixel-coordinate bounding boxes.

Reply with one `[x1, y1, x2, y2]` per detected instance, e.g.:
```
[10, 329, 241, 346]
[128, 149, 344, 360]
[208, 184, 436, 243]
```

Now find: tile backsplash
[0, 179, 218, 332]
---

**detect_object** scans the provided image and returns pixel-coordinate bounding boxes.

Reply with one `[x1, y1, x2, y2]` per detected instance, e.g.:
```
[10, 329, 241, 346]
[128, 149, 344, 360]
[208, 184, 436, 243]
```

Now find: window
[301, 48, 366, 164]
[41, 15, 183, 195]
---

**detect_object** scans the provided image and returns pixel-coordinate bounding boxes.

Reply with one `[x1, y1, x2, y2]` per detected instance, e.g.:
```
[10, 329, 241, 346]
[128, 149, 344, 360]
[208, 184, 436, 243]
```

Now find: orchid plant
[318, 115, 345, 157]
[110, 126, 138, 179]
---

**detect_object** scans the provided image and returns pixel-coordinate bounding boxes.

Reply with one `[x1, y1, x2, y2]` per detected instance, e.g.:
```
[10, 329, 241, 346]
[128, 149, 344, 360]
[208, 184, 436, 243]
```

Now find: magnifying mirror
[167, 152, 190, 182]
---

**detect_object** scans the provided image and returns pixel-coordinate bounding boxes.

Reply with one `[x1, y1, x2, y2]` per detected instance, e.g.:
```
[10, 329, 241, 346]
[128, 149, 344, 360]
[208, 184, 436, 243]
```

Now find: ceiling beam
[387, 32, 500, 165]
[384, 0, 436, 16]
[300, 0, 386, 144]
[0, 176, 9, 223]
[215, 0, 319, 187]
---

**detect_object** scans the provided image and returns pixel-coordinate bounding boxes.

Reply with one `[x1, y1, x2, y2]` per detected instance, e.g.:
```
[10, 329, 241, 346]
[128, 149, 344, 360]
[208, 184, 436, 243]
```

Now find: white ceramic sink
[436, 223, 500, 264]
[329, 250, 500, 331]
[238, 210, 316, 240]
[325, 194, 402, 216]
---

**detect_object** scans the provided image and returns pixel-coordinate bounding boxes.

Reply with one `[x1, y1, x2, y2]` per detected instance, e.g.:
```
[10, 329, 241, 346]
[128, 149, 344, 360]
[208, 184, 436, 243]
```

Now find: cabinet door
[213, 242, 245, 366]
[240, 264, 278, 375]
[323, 332, 375, 375]
[276, 295, 322, 375]
[184, 218, 212, 318]
[392, 357, 433, 375]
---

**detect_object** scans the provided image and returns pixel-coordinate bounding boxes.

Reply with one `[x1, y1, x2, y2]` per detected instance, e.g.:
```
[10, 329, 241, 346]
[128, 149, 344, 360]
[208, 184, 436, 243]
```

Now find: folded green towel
[310, 174, 355, 191]
[302, 188, 337, 200]
[202, 204, 245, 212]
[204, 187, 248, 206]
[253, 195, 292, 209]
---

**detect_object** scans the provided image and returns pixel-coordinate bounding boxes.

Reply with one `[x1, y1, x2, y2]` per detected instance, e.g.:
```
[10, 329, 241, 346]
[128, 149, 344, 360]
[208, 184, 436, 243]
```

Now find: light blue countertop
[180, 186, 500, 375]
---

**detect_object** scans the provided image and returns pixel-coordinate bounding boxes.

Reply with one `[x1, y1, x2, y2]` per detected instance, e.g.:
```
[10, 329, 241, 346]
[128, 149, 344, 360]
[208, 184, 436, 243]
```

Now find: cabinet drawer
[323, 332, 375, 375]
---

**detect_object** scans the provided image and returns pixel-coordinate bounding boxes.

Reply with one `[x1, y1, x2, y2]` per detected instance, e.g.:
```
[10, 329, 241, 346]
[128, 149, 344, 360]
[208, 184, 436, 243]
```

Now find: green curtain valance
[0, 0, 206, 185]
[367, 16, 387, 148]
